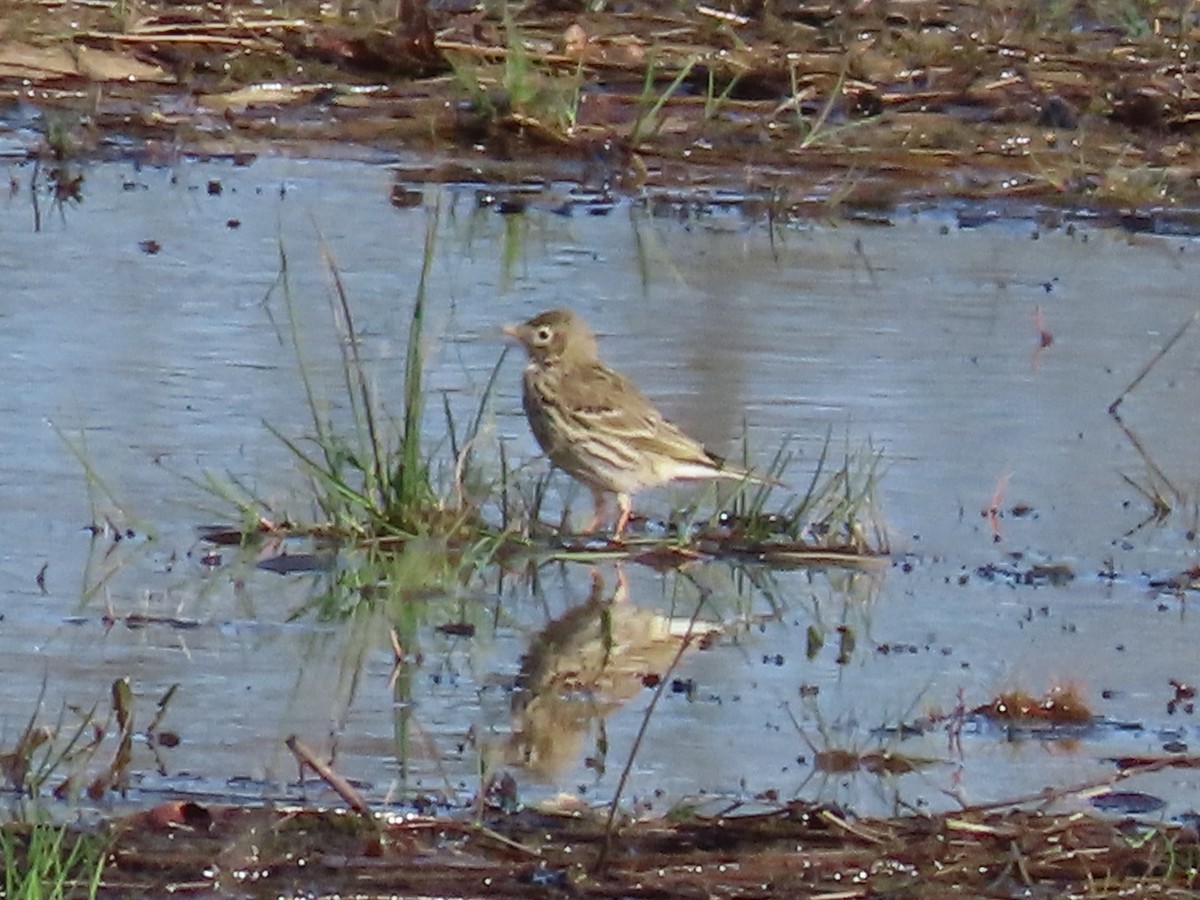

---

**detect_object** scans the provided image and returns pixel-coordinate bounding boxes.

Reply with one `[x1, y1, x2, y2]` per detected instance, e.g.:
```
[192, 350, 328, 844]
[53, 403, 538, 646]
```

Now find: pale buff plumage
[504, 308, 763, 538]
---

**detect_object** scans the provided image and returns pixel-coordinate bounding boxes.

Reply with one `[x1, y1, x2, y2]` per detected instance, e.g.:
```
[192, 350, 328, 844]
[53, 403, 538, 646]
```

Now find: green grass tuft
[232, 204, 503, 546]
[0, 822, 108, 900]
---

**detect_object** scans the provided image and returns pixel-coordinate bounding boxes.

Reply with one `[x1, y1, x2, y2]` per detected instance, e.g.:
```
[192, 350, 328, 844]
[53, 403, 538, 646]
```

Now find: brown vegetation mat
[76, 799, 1199, 897]
[7, 0, 1200, 214]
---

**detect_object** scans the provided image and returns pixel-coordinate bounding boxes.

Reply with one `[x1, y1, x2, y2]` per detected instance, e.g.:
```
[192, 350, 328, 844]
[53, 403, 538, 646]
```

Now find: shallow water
[3, 155, 1200, 822]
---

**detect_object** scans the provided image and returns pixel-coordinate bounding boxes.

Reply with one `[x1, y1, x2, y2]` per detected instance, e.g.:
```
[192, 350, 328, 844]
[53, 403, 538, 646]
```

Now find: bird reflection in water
[506, 565, 723, 782]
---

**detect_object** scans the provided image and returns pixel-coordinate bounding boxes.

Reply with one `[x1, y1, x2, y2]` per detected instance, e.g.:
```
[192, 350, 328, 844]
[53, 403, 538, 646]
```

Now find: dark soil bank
[8, 0, 1200, 224]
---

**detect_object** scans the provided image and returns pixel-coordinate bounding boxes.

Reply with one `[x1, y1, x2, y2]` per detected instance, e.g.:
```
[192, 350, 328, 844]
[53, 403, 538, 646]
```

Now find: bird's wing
[558, 363, 722, 467]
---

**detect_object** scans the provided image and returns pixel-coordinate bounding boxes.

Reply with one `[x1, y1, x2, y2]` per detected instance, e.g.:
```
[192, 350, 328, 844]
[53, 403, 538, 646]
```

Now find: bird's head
[503, 309, 598, 366]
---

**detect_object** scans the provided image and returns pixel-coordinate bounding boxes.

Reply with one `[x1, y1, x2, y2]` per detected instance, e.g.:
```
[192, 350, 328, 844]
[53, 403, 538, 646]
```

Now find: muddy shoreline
[75, 789, 1200, 898]
[6, 0, 1200, 227]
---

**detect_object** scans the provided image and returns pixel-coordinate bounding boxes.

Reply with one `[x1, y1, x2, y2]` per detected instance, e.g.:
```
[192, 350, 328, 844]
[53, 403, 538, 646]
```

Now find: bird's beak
[501, 323, 522, 341]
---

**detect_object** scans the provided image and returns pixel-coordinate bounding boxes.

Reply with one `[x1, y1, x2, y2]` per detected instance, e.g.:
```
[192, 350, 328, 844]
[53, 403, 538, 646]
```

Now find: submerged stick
[595, 571, 710, 875]
[285, 735, 374, 823]
[1109, 311, 1198, 414]
[1111, 413, 1180, 505]
[945, 753, 1200, 818]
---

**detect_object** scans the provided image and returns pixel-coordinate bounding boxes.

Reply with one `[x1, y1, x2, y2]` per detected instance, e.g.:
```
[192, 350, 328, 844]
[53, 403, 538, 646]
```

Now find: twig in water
[1112, 414, 1180, 507]
[594, 570, 710, 874]
[285, 735, 375, 825]
[1109, 311, 1197, 413]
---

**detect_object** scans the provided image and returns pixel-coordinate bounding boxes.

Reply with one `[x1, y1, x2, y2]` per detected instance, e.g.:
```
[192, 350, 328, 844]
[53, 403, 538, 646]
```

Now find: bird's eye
[535, 326, 553, 343]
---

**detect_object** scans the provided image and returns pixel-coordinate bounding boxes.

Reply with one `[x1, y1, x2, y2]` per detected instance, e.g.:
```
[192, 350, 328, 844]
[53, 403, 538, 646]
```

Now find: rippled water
[4, 155, 1200, 821]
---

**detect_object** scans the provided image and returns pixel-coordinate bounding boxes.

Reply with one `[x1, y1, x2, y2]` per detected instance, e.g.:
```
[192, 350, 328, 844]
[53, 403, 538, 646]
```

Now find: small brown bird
[504, 308, 768, 538]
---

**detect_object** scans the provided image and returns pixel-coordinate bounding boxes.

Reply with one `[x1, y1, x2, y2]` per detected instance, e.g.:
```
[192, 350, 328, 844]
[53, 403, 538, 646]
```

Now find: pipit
[504, 308, 770, 539]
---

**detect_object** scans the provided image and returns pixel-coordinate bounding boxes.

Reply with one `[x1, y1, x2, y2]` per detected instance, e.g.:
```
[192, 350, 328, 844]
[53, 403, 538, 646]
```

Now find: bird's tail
[677, 460, 787, 488]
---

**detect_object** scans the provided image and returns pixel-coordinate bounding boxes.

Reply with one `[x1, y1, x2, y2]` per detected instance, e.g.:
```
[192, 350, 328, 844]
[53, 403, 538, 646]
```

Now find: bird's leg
[613, 493, 633, 541]
[614, 562, 629, 602]
[584, 487, 609, 534]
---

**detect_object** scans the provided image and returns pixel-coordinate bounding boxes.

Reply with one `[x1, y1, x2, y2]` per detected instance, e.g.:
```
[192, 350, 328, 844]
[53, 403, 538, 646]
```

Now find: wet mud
[7, 0, 1200, 222]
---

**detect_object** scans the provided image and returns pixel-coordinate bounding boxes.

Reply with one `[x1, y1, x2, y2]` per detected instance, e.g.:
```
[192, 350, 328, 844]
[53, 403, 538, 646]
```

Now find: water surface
[3, 156, 1199, 820]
